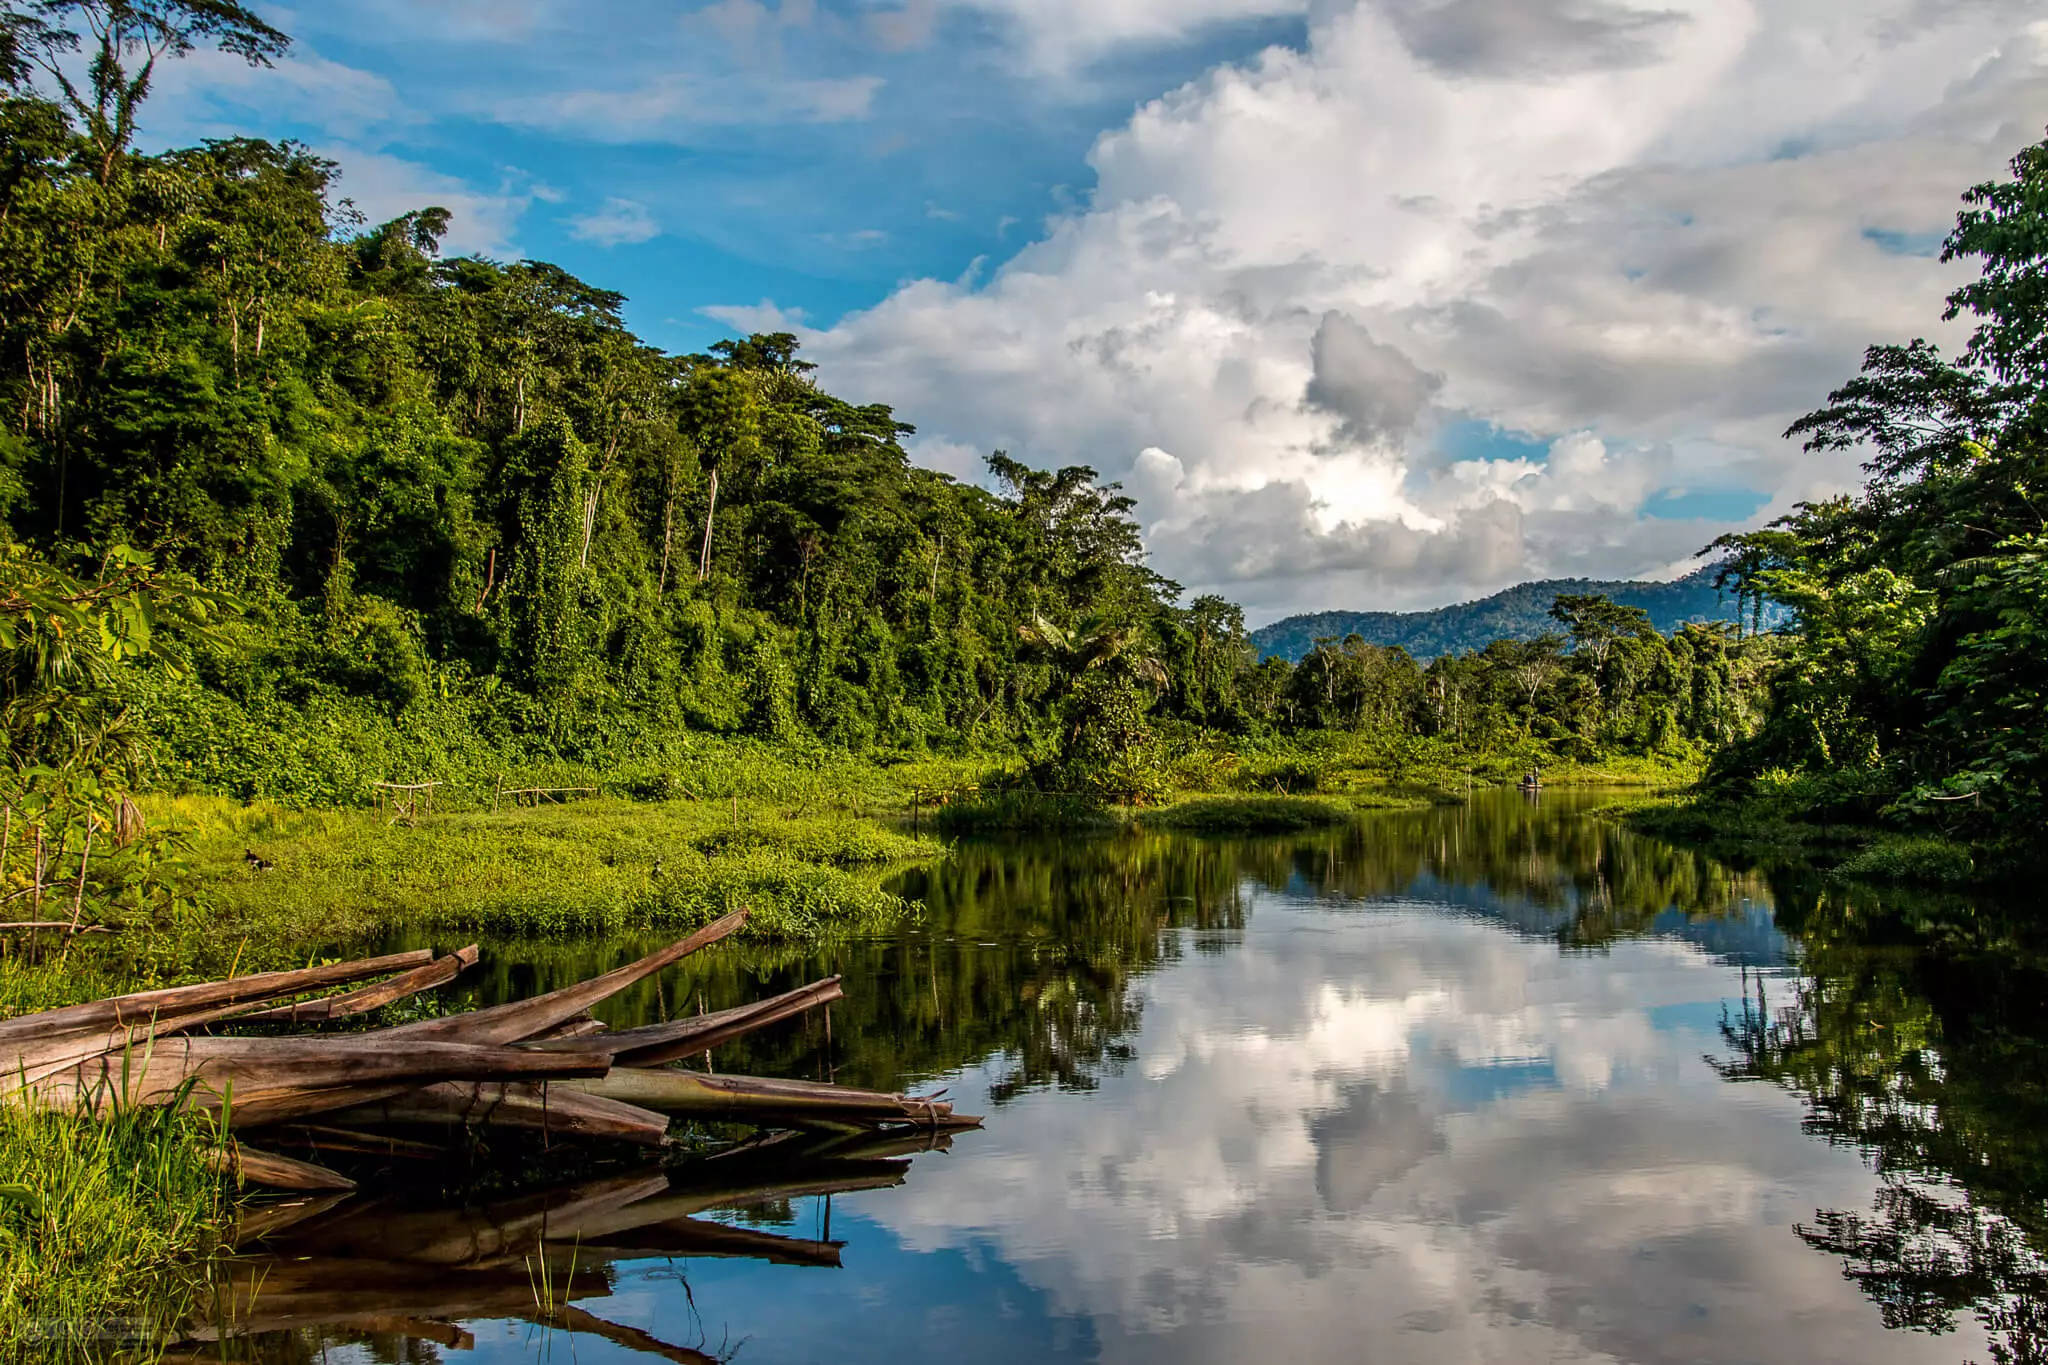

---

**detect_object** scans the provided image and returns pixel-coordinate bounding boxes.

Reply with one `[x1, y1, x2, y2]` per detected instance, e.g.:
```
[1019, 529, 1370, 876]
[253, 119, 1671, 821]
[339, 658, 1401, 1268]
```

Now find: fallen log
[237, 945, 479, 1024]
[324, 1079, 672, 1148]
[382, 909, 748, 1046]
[20, 1036, 614, 1125]
[560, 1068, 972, 1128]
[518, 975, 844, 1067]
[0, 948, 435, 1043]
[206, 1143, 357, 1193]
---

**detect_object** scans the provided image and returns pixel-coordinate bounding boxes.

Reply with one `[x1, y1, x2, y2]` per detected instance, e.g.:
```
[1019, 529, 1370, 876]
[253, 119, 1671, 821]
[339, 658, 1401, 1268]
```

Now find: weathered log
[561, 1068, 963, 1126]
[519, 976, 845, 1068]
[324, 1079, 671, 1148]
[0, 949, 435, 1043]
[206, 1143, 356, 1192]
[576, 1215, 843, 1268]
[526, 1011, 608, 1041]
[236, 945, 479, 1024]
[530, 1305, 720, 1365]
[20, 1035, 614, 1125]
[380, 909, 747, 1045]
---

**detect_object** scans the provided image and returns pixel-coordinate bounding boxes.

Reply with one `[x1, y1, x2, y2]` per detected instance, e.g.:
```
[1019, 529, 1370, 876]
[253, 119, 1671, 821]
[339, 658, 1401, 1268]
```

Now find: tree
[4, 0, 290, 180]
[1703, 126, 2048, 845]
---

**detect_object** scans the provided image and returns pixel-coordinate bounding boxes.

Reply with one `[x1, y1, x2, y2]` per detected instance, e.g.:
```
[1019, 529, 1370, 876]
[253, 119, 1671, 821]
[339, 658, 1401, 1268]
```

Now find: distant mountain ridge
[1250, 567, 1761, 663]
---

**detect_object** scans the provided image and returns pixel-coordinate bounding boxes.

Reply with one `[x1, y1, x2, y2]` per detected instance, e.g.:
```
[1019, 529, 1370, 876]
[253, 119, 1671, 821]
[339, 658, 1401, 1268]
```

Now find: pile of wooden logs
[0, 909, 977, 1192]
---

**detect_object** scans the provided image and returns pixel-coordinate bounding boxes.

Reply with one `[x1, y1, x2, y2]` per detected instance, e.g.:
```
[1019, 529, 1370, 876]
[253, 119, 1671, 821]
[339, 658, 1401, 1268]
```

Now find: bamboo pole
[0, 949, 436, 1043]
[237, 945, 480, 1024]
[379, 910, 746, 1046]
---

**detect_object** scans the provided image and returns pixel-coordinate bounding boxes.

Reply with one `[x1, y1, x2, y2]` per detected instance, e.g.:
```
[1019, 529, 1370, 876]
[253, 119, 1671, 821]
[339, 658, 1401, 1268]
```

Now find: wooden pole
[67, 820, 94, 934]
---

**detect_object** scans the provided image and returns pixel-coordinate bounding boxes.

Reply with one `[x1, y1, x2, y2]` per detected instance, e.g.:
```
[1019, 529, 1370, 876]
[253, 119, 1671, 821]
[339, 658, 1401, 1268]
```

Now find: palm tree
[1017, 613, 1168, 690]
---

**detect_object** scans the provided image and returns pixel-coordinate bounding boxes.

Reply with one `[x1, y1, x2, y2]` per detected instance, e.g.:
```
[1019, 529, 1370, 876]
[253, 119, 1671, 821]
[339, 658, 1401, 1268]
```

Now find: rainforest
[4, 3, 2048, 1363]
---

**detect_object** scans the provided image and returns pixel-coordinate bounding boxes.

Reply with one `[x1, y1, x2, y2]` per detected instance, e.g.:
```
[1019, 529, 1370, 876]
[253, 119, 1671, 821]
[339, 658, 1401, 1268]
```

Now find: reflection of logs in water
[180, 1128, 953, 1358]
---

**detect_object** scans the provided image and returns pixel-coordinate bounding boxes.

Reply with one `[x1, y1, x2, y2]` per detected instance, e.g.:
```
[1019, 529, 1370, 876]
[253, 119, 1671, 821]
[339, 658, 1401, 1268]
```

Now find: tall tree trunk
[697, 468, 719, 582]
[579, 485, 600, 568]
[658, 494, 675, 600]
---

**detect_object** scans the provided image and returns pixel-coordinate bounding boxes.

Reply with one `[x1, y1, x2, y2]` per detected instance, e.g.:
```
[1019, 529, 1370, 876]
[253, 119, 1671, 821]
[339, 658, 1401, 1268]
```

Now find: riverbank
[1623, 794, 1986, 889]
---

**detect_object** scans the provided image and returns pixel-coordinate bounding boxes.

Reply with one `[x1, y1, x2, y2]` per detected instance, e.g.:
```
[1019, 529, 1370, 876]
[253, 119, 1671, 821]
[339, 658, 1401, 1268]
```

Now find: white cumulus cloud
[766, 0, 2048, 617]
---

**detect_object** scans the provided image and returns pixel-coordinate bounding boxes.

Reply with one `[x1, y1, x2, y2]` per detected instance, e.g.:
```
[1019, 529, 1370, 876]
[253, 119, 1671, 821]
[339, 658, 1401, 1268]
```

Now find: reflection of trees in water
[1233, 791, 1778, 954]
[399, 793, 1781, 1109]
[1718, 884, 2048, 1364]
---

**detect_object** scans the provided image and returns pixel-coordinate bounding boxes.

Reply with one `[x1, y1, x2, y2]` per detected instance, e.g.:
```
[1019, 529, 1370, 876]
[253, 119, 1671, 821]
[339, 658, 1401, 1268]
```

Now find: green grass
[931, 791, 1118, 835]
[163, 793, 945, 946]
[1831, 836, 1979, 887]
[1137, 796, 1352, 833]
[0, 1104, 229, 1363]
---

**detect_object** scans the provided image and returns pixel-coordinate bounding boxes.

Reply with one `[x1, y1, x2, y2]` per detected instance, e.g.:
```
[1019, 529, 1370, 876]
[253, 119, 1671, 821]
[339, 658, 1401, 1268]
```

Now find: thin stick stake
[67, 821, 94, 934]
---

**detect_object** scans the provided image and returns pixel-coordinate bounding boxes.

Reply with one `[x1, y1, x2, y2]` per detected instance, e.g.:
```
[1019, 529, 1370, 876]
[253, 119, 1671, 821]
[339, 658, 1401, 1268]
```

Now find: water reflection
[1719, 883, 2048, 1364]
[265, 791, 2042, 1363]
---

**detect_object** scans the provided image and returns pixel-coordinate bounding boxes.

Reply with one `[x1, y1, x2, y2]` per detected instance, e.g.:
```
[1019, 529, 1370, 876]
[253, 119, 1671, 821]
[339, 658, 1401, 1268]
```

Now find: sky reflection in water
[325, 795, 2003, 1364]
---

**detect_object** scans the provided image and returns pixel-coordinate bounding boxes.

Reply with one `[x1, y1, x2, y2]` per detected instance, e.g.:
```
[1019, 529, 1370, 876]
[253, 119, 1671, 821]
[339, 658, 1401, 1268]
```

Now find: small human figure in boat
[1519, 768, 1542, 791]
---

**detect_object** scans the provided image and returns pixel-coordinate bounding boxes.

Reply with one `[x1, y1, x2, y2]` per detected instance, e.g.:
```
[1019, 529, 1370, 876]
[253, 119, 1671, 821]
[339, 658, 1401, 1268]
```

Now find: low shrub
[1140, 796, 1350, 834]
[1833, 836, 1978, 888]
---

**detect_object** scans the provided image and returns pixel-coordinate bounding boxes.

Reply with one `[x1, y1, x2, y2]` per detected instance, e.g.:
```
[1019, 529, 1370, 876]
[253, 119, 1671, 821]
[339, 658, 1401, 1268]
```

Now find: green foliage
[0, 1101, 228, 1362]
[1138, 795, 1350, 833]
[1832, 835, 1978, 888]
[1704, 127, 2048, 861]
[0, 38, 1775, 816]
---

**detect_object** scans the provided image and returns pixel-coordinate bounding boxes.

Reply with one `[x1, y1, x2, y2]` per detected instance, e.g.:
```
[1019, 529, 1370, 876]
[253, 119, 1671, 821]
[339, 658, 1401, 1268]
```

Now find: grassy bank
[0, 760, 954, 1358]
[0, 1105, 229, 1364]
[1624, 790, 1985, 890]
[168, 793, 944, 945]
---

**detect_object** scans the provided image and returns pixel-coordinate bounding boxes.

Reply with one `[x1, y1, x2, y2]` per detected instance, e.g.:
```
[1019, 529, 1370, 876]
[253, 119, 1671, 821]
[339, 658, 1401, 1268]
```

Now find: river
[242, 789, 2048, 1364]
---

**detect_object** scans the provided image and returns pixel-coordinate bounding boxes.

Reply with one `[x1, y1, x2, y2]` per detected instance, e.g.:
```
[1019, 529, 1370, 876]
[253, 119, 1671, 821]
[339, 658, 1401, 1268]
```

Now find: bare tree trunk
[658, 493, 675, 600]
[697, 468, 719, 582]
[579, 485, 600, 568]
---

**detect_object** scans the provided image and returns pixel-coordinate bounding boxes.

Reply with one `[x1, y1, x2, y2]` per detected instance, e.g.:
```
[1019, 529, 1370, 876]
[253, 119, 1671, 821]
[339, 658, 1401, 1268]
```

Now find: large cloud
[772, 0, 2048, 616]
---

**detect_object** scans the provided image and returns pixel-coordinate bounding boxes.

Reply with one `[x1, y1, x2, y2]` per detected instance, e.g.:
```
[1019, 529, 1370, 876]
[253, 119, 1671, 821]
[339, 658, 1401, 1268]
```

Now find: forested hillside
[1250, 567, 1765, 663]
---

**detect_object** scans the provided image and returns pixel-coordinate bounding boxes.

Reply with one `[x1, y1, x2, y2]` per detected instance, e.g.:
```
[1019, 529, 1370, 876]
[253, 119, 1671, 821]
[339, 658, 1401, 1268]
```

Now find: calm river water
[252, 789, 2047, 1364]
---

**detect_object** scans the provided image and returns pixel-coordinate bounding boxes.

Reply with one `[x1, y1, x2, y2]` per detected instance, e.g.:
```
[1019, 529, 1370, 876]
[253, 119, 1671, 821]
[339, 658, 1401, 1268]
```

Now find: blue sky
[143, 1, 2048, 617]
[154, 2, 1308, 353]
